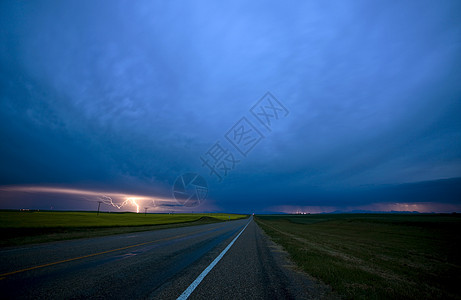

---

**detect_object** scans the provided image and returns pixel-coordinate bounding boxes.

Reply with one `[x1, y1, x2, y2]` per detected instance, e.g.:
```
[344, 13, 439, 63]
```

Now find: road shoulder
[190, 219, 339, 299]
[257, 222, 339, 299]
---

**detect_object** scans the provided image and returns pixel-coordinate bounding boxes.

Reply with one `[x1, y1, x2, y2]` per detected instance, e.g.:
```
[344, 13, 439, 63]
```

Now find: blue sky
[1, 0, 460, 213]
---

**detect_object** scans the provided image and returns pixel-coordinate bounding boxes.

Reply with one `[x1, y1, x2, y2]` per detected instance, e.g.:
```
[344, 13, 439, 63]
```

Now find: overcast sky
[1, 0, 460, 213]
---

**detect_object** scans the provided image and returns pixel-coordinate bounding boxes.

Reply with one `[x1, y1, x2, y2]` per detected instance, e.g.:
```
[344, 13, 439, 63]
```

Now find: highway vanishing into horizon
[0, 217, 334, 299]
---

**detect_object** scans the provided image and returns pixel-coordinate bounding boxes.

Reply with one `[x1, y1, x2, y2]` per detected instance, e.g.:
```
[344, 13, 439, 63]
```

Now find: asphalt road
[0, 217, 332, 299]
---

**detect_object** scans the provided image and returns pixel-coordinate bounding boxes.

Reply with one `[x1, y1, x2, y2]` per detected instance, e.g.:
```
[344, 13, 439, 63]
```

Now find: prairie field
[256, 214, 461, 300]
[0, 211, 248, 246]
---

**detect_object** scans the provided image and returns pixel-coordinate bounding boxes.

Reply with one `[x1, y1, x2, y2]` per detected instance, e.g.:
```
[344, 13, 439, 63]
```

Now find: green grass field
[0, 211, 246, 227]
[256, 214, 461, 300]
[0, 211, 248, 246]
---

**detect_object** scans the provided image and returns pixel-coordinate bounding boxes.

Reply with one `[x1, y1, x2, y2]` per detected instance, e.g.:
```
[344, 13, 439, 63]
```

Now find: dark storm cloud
[1, 0, 460, 212]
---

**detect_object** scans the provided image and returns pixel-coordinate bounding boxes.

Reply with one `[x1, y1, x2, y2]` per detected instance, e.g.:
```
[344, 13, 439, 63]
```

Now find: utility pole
[144, 207, 148, 216]
[97, 201, 102, 216]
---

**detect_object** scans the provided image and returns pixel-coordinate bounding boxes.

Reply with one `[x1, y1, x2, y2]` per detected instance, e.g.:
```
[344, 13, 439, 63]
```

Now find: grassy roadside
[255, 214, 461, 300]
[0, 211, 248, 247]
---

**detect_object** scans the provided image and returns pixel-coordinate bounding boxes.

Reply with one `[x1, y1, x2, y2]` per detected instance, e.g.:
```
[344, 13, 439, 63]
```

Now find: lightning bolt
[0, 186, 175, 213]
[126, 197, 140, 213]
[97, 195, 140, 213]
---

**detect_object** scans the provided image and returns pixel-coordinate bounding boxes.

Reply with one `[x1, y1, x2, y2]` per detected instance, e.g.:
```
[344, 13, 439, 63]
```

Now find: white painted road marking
[176, 218, 252, 300]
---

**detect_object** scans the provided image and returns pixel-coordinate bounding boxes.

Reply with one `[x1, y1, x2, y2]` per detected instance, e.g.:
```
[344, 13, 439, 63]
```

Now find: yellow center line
[0, 224, 225, 278]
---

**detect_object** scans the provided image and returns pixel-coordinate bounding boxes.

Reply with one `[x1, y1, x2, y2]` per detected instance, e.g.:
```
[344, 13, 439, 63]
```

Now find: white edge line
[176, 218, 252, 300]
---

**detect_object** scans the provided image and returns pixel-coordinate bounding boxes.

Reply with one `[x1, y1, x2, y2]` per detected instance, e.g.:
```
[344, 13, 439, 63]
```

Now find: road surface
[0, 217, 332, 299]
